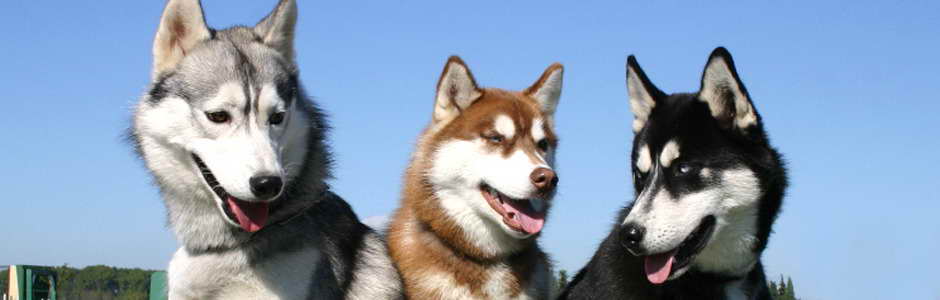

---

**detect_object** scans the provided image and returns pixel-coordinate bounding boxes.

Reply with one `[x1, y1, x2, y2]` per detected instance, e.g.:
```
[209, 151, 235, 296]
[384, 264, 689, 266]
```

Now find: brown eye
[206, 111, 230, 123]
[537, 139, 549, 151]
[269, 112, 285, 125]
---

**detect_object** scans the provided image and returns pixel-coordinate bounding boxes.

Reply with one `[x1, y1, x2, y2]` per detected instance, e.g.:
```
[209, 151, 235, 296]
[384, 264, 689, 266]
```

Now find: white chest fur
[482, 263, 538, 300]
[416, 262, 549, 300]
[167, 246, 321, 300]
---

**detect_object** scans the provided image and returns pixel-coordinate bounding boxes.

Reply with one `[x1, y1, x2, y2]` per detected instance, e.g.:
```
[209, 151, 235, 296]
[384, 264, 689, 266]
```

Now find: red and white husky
[388, 56, 563, 299]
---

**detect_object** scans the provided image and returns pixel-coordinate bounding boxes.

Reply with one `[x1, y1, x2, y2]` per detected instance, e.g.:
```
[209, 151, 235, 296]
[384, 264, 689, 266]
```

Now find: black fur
[246, 191, 374, 298]
[146, 72, 177, 104]
[560, 48, 788, 300]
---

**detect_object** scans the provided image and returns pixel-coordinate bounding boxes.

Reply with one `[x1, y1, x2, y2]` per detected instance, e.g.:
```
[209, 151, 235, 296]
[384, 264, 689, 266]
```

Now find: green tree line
[768, 275, 800, 300]
[4, 265, 802, 300]
[1, 265, 156, 300]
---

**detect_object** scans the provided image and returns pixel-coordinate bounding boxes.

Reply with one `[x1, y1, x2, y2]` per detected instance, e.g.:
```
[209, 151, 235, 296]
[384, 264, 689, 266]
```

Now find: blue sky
[1, 1, 938, 299]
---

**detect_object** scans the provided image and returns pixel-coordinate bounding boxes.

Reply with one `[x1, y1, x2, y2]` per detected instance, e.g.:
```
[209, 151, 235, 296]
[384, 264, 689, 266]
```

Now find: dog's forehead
[637, 95, 716, 143]
[633, 95, 719, 167]
[634, 138, 680, 170]
[170, 31, 294, 104]
[432, 89, 556, 147]
[468, 91, 546, 131]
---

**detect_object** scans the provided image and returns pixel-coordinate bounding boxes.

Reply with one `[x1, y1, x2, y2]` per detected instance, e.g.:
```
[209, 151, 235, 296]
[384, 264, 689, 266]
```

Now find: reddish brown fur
[388, 58, 561, 299]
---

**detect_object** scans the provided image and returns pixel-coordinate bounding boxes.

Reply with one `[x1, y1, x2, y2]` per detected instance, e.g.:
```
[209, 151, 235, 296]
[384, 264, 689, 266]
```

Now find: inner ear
[254, 0, 298, 62]
[152, 0, 212, 78]
[698, 48, 758, 132]
[524, 63, 564, 116]
[626, 55, 664, 133]
[432, 56, 482, 125]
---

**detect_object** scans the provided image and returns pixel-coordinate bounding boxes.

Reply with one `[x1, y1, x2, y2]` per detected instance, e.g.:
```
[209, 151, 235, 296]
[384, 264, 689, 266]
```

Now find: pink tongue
[226, 196, 269, 232]
[644, 250, 677, 285]
[502, 199, 545, 234]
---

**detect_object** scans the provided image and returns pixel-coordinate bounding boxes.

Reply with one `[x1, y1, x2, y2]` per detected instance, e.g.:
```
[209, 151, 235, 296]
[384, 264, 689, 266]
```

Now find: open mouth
[192, 154, 269, 233]
[479, 182, 547, 235]
[643, 215, 716, 285]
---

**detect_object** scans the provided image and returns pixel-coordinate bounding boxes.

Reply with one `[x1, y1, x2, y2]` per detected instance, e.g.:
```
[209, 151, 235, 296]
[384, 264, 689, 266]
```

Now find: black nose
[249, 175, 283, 199]
[620, 222, 646, 255]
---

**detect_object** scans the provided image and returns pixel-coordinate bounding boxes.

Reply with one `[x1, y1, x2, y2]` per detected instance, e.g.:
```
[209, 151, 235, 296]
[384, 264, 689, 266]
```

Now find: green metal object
[148, 271, 168, 300]
[7, 265, 57, 300]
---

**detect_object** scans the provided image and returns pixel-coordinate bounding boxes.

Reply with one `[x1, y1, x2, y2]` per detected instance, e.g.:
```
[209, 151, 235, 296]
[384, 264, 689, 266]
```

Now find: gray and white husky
[129, 0, 401, 298]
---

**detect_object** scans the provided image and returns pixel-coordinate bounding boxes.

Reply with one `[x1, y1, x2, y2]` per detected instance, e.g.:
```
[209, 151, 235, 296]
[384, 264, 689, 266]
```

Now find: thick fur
[130, 0, 401, 298]
[388, 56, 563, 299]
[560, 48, 787, 300]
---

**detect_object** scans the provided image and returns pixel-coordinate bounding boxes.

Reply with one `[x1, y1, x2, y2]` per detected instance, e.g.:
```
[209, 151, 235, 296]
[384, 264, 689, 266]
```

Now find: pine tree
[556, 270, 569, 292]
[767, 274, 799, 300]
[785, 277, 796, 300]
[768, 281, 779, 300]
[778, 275, 787, 297]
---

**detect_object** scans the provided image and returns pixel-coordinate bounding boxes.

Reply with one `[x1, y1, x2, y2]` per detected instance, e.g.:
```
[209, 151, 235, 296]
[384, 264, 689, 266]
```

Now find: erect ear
[524, 63, 564, 116]
[254, 0, 298, 62]
[152, 0, 212, 79]
[699, 47, 759, 133]
[626, 55, 665, 133]
[433, 56, 483, 125]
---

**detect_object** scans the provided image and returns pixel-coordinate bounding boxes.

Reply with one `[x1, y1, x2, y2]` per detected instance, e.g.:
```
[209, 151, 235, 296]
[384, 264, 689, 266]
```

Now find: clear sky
[1, 1, 938, 299]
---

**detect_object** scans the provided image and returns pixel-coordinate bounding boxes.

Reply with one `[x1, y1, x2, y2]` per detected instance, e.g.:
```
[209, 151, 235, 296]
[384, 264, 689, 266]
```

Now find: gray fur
[131, 0, 401, 299]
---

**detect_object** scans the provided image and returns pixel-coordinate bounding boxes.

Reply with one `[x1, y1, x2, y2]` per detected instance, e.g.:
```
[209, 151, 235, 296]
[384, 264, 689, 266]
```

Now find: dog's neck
[388, 207, 550, 299]
[596, 233, 768, 300]
[650, 262, 768, 300]
[388, 154, 550, 298]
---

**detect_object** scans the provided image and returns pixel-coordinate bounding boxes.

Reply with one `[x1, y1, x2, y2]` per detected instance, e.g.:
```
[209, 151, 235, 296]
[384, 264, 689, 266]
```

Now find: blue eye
[676, 162, 698, 175]
[484, 134, 504, 143]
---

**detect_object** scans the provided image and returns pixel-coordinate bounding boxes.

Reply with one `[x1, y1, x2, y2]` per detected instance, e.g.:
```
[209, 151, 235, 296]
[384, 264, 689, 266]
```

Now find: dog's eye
[484, 133, 504, 144]
[633, 169, 647, 184]
[269, 112, 285, 125]
[537, 139, 549, 151]
[676, 162, 698, 175]
[206, 111, 230, 123]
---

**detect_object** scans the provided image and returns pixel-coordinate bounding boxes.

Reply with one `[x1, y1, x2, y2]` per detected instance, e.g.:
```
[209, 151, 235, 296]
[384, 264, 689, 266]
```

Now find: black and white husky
[560, 48, 788, 300]
[129, 0, 401, 298]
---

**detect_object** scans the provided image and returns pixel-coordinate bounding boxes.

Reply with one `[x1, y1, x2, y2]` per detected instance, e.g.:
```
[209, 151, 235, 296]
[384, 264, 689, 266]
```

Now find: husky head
[131, 0, 329, 250]
[411, 56, 563, 258]
[618, 48, 787, 284]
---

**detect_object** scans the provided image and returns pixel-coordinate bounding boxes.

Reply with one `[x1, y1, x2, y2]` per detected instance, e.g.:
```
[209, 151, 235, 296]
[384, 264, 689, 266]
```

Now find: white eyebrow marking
[532, 118, 545, 141]
[636, 145, 652, 173]
[660, 139, 681, 168]
[494, 115, 515, 139]
[700, 168, 711, 178]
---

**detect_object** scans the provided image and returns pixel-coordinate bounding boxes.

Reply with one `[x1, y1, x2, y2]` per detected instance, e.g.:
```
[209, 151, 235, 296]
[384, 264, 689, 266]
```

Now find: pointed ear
[254, 0, 298, 62]
[524, 63, 564, 116]
[433, 56, 483, 125]
[698, 47, 759, 132]
[626, 55, 664, 133]
[152, 0, 211, 78]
